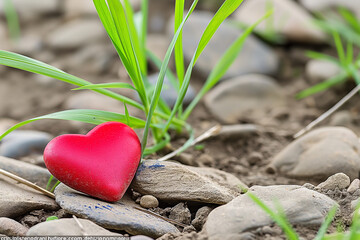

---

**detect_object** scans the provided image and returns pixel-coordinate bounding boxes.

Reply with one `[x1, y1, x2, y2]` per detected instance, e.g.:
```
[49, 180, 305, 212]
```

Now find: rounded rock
[317, 173, 351, 191]
[0, 218, 28, 236]
[140, 195, 159, 209]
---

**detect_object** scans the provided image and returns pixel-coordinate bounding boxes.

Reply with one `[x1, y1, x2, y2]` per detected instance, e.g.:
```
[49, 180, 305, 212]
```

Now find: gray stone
[204, 74, 286, 124]
[204, 185, 338, 240]
[134, 73, 196, 108]
[235, 0, 326, 43]
[0, 130, 52, 159]
[268, 127, 360, 181]
[177, 11, 279, 80]
[169, 203, 191, 225]
[131, 236, 154, 240]
[140, 195, 159, 209]
[305, 60, 341, 85]
[27, 218, 121, 236]
[317, 173, 351, 191]
[131, 160, 243, 204]
[191, 206, 213, 231]
[54, 184, 179, 238]
[0, 0, 60, 22]
[45, 19, 106, 50]
[0, 175, 58, 218]
[0, 156, 55, 189]
[348, 179, 360, 194]
[300, 0, 360, 19]
[0, 218, 28, 236]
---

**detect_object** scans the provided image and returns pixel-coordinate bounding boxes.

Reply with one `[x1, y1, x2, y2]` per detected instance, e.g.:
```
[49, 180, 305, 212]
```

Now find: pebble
[0, 175, 59, 218]
[140, 195, 159, 209]
[168, 203, 191, 225]
[317, 173, 351, 191]
[45, 19, 106, 50]
[305, 60, 341, 85]
[204, 74, 286, 124]
[134, 73, 196, 108]
[131, 160, 244, 204]
[0, 0, 60, 22]
[131, 236, 154, 240]
[176, 11, 279, 80]
[348, 179, 360, 194]
[0, 156, 55, 189]
[248, 152, 263, 166]
[0, 218, 28, 237]
[268, 127, 360, 181]
[0, 130, 52, 159]
[54, 184, 179, 238]
[191, 206, 213, 231]
[204, 185, 338, 240]
[235, 0, 326, 43]
[27, 218, 121, 236]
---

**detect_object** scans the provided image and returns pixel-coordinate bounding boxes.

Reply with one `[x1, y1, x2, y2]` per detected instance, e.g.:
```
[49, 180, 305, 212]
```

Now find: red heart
[44, 122, 141, 202]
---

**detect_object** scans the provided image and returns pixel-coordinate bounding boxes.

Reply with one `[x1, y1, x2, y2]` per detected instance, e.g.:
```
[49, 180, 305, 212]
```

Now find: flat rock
[54, 184, 179, 238]
[268, 127, 360, 181]
[27, 218, 121, 236]
[235, 0, 326, 43]
[134, 73, 196, 107]
[0, 218, 28, 236]
[348, 179, 360, 194]
[300, 0, 360, 19]
[0, 130, 52, 159]
[317, 173, 351, 191]
[305, 60, 341, 84]
[204, 185, 338, 240]
[0, 175, 58, 218]
[204, 74, 286, 124]
[45, 19, 106, 50]
[0, 156, 55, 189]
[175, 11, 279, 80]
[131, 160, 244, 204]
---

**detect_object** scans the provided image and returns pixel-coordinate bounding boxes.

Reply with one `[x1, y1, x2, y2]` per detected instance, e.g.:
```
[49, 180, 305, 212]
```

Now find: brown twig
[0, 168, 55, 199]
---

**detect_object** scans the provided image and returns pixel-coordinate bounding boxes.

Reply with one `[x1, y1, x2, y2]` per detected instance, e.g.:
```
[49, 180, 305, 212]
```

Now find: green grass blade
[333, 31, 346, 66]
[194, 0, 244, 63]
[93, 0, 148, 111]
[73, 82, 137, 91]
[140, 0, 148, 74]
[4, 0, 21, 41]
[124, 103, 130, 126]
[143, 133, 170, 156]
[0, 109, 147, 141]
[123, 0, 147, 76]
[338, 7, 360, 33]
[314, 206, 338, 240]
[183, 9, 272, 120]
[0, 50, 144, 110]
[346, 42, 354, 66]
[140, 0, 199, 155]
[296, 72, 348, 99]
[306, 51, 340, 65]
[174, 0, 185, 85]
[46, 175, 54, 191]
[162, 0, 245, 134]
[247, 192, 299, 240]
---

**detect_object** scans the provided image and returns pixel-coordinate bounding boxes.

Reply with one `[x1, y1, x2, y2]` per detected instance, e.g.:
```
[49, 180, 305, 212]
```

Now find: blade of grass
[0, 50, 144, 110]
[4, 0, 21, 41]
[124, 103, 130, 126]
[296, 72, 348, 99]
[73, 82, 137, 91]
[333, 31, 346, 66]
[314, 205, 338, 240]
[183, 9, 273, 120]
[140, 0, 148, 74]
[306, 51, 340, 65]
[346, 42, 353, 66]
[246, 192, 299, 240]
[338, 7, 360, 33]
[140, 0, 199, 156]
[174, 0, 185, 85]
[0, 109, 147, 141]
